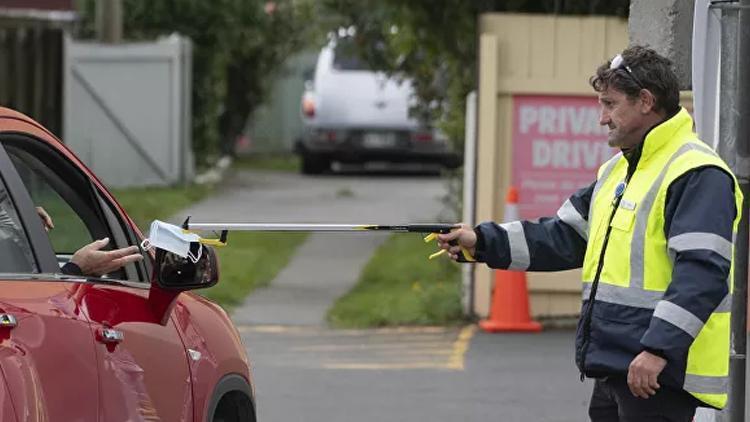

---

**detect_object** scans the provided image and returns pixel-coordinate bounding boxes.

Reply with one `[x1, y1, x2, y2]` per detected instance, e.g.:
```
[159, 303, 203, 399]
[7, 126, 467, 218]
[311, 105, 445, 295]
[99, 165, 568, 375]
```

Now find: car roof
[0, 107, 60, 146]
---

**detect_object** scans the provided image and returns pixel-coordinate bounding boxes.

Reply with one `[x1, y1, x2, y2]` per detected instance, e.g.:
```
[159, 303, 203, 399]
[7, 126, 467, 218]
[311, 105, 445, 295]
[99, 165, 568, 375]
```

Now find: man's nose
[599, 109, 610, 126]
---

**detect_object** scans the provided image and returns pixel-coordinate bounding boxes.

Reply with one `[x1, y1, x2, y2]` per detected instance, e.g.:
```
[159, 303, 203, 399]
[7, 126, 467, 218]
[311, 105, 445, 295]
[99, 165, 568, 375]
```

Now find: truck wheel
[301, 154, 329, 174]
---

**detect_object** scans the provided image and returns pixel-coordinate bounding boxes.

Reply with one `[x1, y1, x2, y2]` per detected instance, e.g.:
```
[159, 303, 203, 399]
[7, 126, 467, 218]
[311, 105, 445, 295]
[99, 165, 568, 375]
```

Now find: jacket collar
[623, 107, 693, 169]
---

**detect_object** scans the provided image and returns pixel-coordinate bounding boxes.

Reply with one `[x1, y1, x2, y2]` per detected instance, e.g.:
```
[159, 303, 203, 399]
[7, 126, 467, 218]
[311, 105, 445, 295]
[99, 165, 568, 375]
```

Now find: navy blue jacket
[473, 154, 736, 387]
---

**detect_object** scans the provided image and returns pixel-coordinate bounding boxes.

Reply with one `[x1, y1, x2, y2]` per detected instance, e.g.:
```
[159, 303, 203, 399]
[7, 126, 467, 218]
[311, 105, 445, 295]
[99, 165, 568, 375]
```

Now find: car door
[0, 136, 100, 421]
[0, 134, 193, 421]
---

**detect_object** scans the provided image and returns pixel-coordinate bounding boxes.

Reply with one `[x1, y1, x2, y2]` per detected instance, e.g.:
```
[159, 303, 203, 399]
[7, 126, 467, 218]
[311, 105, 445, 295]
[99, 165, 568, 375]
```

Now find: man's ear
[639, 89, 656, 114]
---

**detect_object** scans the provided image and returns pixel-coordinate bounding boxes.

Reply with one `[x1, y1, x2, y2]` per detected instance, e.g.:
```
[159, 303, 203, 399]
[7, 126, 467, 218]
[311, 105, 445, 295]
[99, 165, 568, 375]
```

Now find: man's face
[598, 87, 647, 149]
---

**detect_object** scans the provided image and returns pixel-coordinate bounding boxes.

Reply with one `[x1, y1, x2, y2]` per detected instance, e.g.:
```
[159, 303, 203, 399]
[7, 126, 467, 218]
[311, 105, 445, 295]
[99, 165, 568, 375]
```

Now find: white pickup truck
[295, 37, 460, 174]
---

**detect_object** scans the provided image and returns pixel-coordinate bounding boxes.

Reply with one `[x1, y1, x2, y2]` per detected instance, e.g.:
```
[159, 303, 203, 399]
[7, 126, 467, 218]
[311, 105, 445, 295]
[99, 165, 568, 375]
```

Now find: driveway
[176, 169, 592, 421]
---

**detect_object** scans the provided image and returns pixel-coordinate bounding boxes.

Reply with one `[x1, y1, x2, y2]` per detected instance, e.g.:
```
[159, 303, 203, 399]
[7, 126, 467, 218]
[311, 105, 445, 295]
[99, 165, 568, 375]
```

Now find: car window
[10, 156, 93, 254]
[1, 136, 148, 282]
[0, 183, 38, 273]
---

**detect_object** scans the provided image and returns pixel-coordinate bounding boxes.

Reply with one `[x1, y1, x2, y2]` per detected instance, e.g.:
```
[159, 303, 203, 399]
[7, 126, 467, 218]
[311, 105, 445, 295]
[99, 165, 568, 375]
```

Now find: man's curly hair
[590, 45, 680, 115]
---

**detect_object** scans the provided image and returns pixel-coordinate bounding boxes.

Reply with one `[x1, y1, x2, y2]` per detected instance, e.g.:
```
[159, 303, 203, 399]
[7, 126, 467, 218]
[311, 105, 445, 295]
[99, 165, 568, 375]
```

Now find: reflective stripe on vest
[684, 374, 729, 395]
[581, 282, 732, 313]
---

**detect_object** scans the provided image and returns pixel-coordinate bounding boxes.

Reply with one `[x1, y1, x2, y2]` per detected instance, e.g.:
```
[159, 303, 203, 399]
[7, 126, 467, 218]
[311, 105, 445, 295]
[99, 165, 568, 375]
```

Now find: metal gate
[63, 34, 194, 187]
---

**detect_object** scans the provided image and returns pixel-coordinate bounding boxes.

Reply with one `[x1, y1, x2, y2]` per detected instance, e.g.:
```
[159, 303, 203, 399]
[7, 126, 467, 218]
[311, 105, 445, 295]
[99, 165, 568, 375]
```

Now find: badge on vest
[619, 199, 636, 210]
[614, 181, 627, 198]
[612, 181, 627, 207]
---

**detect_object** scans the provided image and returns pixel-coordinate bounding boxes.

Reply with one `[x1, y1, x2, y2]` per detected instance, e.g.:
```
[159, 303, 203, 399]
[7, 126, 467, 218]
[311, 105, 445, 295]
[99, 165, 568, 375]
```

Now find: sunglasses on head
[610, 54, 645, 91]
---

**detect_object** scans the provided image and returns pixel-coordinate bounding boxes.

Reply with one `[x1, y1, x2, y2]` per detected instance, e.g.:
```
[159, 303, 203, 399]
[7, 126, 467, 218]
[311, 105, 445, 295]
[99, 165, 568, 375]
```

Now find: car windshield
[332, 39, 371, 71]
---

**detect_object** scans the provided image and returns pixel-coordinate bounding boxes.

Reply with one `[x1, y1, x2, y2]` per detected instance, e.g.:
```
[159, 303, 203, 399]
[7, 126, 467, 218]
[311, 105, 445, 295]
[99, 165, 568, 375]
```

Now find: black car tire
[301, 153, 330, 174]
[443, 156, 462, 170]
[207, 374, 255, 422]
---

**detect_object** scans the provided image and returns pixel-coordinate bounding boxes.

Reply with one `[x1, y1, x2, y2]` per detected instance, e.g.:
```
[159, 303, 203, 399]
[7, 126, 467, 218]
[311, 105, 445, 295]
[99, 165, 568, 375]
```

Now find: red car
[0, 107, 255, 421]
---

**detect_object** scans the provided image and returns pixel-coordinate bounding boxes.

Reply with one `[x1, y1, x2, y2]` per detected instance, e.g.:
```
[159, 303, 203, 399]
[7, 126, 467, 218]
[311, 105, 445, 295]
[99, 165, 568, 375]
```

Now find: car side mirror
[153, 244, 219, 290]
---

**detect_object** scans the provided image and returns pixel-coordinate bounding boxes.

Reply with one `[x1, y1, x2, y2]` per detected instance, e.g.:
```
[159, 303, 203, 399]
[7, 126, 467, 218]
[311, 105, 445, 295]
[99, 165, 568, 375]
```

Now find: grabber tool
[180, 218, 475, 261]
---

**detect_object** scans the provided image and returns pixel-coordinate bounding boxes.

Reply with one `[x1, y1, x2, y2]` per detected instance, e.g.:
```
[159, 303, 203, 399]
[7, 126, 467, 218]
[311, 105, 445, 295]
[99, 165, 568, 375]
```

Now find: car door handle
[0, 314, 17, 329]
[97, 327, 124, 344]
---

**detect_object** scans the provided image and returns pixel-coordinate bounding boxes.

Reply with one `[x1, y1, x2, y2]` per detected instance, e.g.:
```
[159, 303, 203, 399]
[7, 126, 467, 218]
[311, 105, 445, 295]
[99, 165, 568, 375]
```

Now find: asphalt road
[179, 168, 592, 421]
[241, 325, 592, 422]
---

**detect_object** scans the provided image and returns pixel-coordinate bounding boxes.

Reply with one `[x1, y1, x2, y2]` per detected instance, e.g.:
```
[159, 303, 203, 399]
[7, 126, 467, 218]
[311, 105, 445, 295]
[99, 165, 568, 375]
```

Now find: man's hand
[436, 223, 477, 261]
[36, 207, 54, 231]
[627, 350, 667, 398]
[70, 237, 143, 277]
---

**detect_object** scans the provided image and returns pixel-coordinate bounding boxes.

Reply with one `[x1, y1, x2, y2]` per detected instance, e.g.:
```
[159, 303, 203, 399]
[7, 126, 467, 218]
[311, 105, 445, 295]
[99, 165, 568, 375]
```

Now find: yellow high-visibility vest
[582, 108, 743, 409]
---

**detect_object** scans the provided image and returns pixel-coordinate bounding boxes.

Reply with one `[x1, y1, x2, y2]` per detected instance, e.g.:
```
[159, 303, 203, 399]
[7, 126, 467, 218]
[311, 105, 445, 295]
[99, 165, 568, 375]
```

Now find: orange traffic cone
[479, 187, 542, 333]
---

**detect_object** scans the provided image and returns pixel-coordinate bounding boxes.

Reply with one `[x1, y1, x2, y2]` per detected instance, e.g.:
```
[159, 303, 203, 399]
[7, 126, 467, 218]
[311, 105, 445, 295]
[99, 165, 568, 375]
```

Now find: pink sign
[512, 95, 617, 219]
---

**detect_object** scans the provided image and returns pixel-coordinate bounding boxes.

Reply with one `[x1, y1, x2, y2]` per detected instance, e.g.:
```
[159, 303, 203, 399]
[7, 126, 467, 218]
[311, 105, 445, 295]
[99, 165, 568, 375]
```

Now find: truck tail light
[410, 132, 433, 143]
[315, 130, 338, 142]
[302, 97, 315, 118]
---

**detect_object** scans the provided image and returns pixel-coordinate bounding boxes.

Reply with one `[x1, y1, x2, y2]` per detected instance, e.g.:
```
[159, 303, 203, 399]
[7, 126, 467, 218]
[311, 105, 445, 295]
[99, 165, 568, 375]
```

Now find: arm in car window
[36, 207, 143, 277]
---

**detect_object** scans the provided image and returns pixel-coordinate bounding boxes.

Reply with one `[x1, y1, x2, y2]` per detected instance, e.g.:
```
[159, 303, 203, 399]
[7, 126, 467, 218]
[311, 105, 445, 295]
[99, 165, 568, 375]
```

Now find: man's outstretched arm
[439, 181, 594, 271]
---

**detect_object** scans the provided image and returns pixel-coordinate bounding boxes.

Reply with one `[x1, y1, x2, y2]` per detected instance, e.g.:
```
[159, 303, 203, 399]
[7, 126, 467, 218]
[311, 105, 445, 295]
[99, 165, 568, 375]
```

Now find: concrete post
[729, 1, 750, 420]
[628, 0, 695, 89]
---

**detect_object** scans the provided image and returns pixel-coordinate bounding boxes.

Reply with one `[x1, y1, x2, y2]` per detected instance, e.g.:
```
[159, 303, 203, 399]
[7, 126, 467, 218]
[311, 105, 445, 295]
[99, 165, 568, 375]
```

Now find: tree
[77, 0, 318, 166]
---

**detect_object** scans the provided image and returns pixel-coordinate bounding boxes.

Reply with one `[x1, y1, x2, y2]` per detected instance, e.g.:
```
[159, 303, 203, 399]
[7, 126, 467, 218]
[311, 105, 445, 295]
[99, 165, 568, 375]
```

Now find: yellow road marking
[236, 324, 450, 335]
[447, 325, 476, 370]
[322, 362, 451, 370]
[291, 342, 451, 352]
[238, 324, 476, 371]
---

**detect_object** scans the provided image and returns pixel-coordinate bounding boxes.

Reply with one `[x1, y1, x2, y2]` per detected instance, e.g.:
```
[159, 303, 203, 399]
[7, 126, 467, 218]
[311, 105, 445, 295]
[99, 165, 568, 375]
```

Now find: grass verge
[232, 153, 299, 172]
[112, 184, 214, 230]
[327, 233, 465, 328]
[202, 232, 308, 311]
[112, 184, 308, 312]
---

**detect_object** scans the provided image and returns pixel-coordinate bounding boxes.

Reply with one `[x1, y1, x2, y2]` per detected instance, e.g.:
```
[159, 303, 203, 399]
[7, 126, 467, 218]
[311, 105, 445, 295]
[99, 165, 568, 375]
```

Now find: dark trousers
[589, 377, 699, 422]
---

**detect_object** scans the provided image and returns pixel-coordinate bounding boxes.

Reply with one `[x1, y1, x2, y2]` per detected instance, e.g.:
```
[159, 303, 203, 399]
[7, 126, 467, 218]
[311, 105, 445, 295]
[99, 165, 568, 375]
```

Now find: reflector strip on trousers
[684, 373, 728, 395]
[653, 300, 704, 338]
[668, 232, 733, 262]
[589, 153, 623, 223]
[631, 142, 718, 289]
[500, 221, 530, 270]
[557, 199, 588, 241]
[581, 282, 732, 313]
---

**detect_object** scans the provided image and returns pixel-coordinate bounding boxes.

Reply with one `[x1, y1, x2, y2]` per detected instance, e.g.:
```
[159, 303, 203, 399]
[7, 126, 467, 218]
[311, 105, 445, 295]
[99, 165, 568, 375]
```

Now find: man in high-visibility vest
[439, 45, 742, 421]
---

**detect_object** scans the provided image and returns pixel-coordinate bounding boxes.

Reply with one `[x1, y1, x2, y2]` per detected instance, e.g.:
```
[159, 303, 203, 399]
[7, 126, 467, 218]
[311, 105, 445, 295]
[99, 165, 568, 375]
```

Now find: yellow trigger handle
[197, 238, 227, 247]
[423, 232, 475, 261]
[182, 229, 227, 247]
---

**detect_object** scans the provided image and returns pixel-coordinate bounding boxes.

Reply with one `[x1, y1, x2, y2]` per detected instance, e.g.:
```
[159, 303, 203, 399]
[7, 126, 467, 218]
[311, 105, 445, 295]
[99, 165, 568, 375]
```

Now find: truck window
[332, 40, 370, 71]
